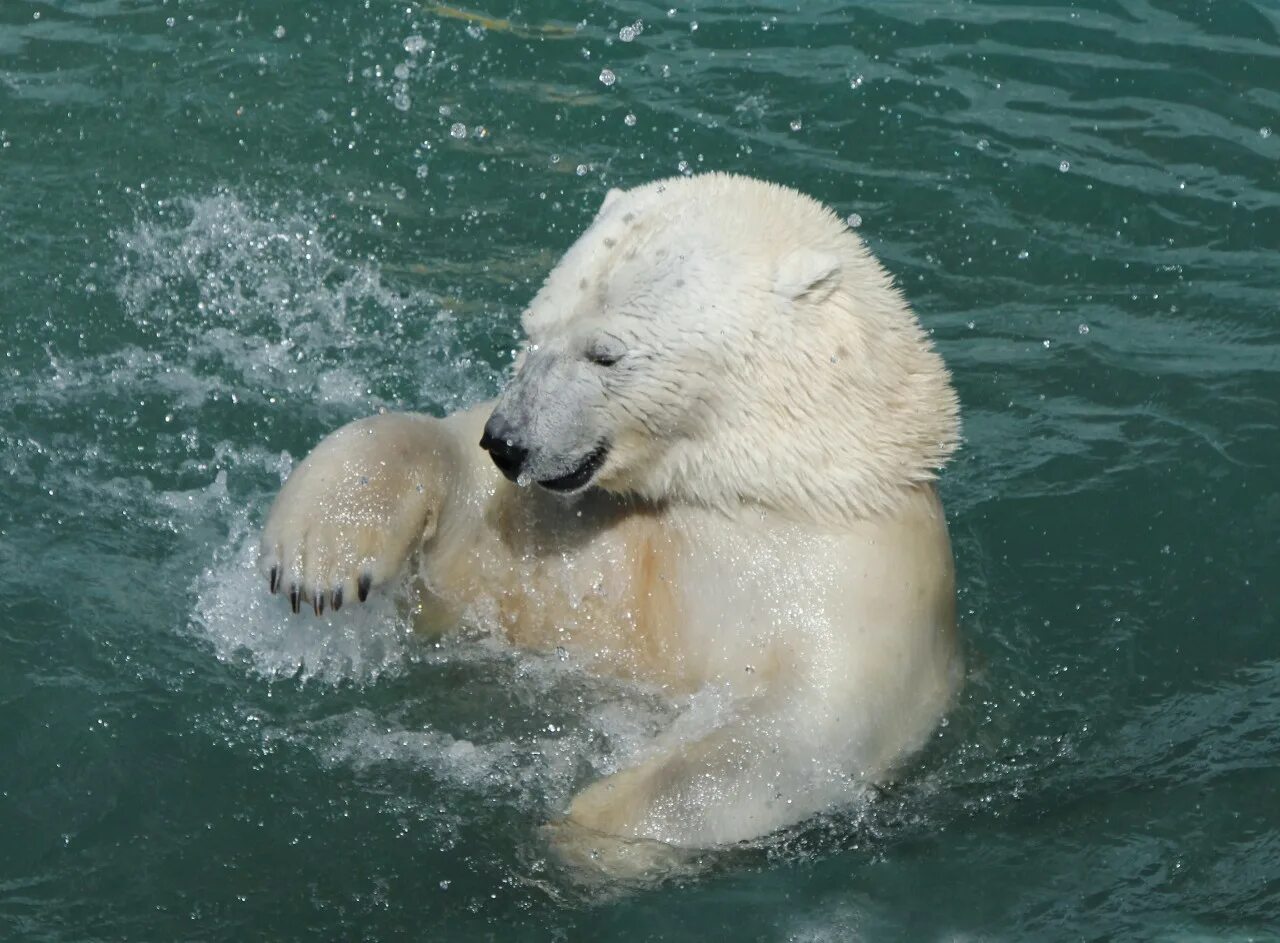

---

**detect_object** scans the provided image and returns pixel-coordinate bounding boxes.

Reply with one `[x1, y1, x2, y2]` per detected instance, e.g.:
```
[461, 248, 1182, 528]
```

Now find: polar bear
[259, 173, 961, 871]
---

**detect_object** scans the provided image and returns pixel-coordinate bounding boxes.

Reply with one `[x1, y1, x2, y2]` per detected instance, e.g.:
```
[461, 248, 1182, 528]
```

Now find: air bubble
[789, 117, 803, 132]
[846, 213, 862, 228]
[624, 113, 637, 126]
[403, 35, 427, 54]
[449, 122, 466, 139]
[619, 21, 643, 42]
[1078, 323, 1090, 335]
[1058, 160, 1070, 172]
[1261, 127, 1273, 139]
[598, 68, 617, 87]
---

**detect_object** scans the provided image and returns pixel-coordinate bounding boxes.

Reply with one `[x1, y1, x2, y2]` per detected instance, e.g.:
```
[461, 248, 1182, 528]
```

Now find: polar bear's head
[481, 173, 959, 521]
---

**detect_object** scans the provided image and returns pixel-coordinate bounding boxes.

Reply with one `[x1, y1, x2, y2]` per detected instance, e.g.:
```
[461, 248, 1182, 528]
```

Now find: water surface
[2, 1, 1278, 939]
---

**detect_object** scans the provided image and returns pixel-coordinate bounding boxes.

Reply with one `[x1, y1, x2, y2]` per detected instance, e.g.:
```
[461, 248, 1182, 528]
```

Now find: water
[2, 1, 1277, 938]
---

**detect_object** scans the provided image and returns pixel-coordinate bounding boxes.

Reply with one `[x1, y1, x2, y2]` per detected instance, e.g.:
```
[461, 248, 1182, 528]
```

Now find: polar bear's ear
[774, 249, 841, 305]
[596, 188, 626, 217]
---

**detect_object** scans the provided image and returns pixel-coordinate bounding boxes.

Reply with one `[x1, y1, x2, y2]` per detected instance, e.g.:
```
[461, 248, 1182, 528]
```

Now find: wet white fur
[260, 174, 962, 877]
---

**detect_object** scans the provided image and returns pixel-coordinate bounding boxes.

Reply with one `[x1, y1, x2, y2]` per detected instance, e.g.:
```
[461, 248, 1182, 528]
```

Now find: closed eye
[587, 349, 621, 367]
[585, 338, 625, 367]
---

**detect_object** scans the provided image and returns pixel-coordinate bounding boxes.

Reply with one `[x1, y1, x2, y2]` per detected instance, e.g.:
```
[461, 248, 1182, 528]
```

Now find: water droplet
[789, 117, 803, 132]
[849, 75, 864, 90]
[624, 112, 637, 126]
[619, 21, 643, 42]
[1042, 339, 1052, 348]
[976, 138, 989, 151]
[403, 35, 426, 54]
[1058, 160, 1070, 172]
[1078, 323, 1090, 334]
[598, 68, 617, 87]
[449, 122, 466, 139]
[846, 213, 862, 228]
[1017, 249, 1029, 260]
[677, 160, 691, 175]
[273, 24, 286, 39]
[690, 20, 699, 31]
[575, 163, 588, 176]
[1260, 127, 1272, 139]
[516, 472, 532, 488]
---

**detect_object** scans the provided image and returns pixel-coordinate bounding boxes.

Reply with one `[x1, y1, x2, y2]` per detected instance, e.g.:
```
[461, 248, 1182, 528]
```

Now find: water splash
[113, 189, 497, 415]
[192, 504, 415, 684]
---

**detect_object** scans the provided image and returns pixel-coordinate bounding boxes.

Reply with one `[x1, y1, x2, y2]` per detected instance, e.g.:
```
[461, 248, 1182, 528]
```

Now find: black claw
[269, 565, 279, 594]
[357, 573, 372, 603]
[314, 593, 325, 616]
[289, 584, 300, 614]
[332, 587, 343, 611]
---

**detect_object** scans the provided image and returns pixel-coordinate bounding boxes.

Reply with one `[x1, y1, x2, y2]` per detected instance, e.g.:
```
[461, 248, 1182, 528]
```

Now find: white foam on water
[289, 653, 726, 815]
[309, 704, 598, 812]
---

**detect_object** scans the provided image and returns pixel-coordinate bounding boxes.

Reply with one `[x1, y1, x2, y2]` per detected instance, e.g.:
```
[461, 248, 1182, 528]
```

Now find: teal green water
[2, 1, 1278, 939]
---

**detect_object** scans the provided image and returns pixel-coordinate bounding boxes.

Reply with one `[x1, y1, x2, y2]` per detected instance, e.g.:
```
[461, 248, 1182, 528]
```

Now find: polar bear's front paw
[260, 512, 405, 616]
[258, 414, 448, 616]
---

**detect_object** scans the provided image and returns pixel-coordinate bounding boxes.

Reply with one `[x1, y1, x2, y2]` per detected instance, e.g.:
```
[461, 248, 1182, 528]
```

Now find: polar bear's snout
[482, 347, 615, 494]
[480, 409, 611, 494]
[479, 416, 528, 481]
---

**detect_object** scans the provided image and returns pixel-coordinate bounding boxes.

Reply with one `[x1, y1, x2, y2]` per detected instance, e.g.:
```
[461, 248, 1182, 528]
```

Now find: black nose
[480, 421, 528, 481]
